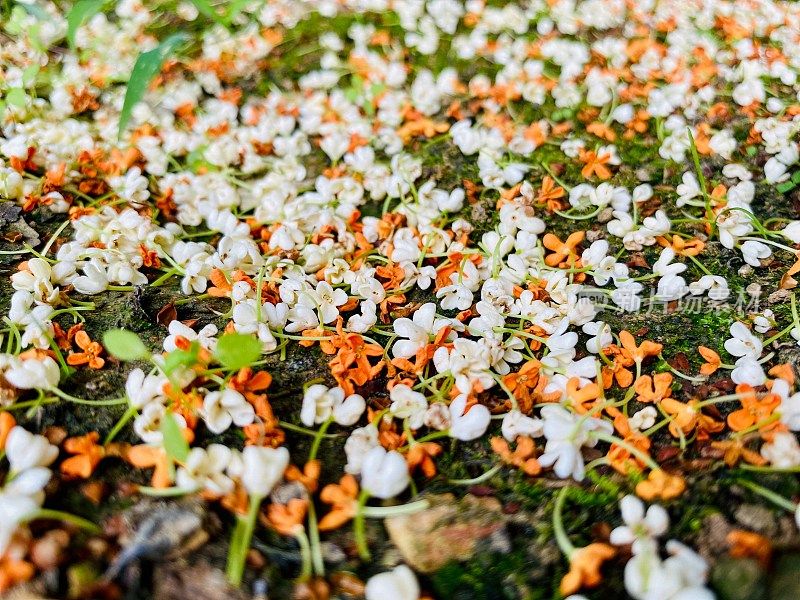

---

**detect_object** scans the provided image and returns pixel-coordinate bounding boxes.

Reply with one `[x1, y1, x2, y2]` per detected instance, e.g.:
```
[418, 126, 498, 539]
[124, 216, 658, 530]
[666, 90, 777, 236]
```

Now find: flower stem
[592, 431, 660, 470]
[308, 418, 333, 462]
[553, 487, 576, 559]
[294, 527, 313, 581]
[362, 499, 430, 518]
[307, 501, 325, 577]
[449, 463, 502, 485]
[353, 489, 371, 560]
[31, 508, 101, 533]
[226, 494, 263, 586]
[737, 479, 797, 512]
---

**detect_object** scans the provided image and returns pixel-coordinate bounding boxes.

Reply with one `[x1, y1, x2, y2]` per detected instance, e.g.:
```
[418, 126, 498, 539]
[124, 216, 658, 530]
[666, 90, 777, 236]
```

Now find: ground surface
[2, 1, 800, 599]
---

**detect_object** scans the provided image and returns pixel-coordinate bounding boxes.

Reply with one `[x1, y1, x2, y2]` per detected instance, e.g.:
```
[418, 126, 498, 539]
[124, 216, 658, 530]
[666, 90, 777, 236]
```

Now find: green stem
[295, 527, 313, 581]
[737, 479, 797, 512]
[31, 508, 101, 533]
[353, 489, 371, 560]
[307, 501, 325, 577]
[308, 418, 333, 462]
[552, 487, 576, 558]
[362, 499, 430, 517]
[104, 404, 137, 445]
[226, 494, 263, 586]
[449, 463, 502, 485]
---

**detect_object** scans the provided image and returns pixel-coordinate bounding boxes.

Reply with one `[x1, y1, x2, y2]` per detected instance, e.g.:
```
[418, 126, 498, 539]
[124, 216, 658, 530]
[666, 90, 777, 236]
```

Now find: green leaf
[777, 181, 797, 194]
[214, 333, 261, 371]
[21, 64, 39, 85]
[103, 329, 149, 361]
[161, 343, 200, 375]
[66, 0, 105, 49]
[188, 0, 226, 25]
[118, 33, 188, 138]
[792, 170, 800, 183]
[160, 411, 189, 463]
[223, 0, 250, 24]
[5, 88, 26, 108]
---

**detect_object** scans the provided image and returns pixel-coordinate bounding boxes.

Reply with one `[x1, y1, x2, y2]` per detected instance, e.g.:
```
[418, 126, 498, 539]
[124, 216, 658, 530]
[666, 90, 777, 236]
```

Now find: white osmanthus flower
[344, 424, 380, 475]
[501, 410, 543, 442]
[688, 275, 729, 301]
[630, 407, 657, 431]
[365, 564, 420, 600]
[448, 393, 491, 440]
[201, 389, 256, 434]
[538, 405, 613, 481]
[740, 240, 771, 267]
[391, 303, 452, 359]
[163, 320, 219, 352]
[761, 432, 800, 468]
[610, 495, 669, 554]
[10, 258, 59, 304]
[0, 426, 59, 555]
[4, 355, 60, 390]
[176, 444, 235, 495]
[235, 446, 290, 498]
[360, 447, 410, 499]
[724, 322, 762, 360]
[301, 384, 365, 427]
[388, 384, 428, 429]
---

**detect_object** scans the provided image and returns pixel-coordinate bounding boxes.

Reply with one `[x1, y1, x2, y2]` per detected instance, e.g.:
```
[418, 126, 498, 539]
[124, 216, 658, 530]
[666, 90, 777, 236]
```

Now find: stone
[769, 554, 800, 600]
[385, 493, 506, 573]
[711, 557, 767, 600]
[734, 504, 778, 538]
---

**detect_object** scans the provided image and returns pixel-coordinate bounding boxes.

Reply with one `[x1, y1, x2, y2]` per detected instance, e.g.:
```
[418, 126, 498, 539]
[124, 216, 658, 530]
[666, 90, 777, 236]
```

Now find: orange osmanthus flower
[503, 359, 541, 414]
[124, 444, 172, 489]
[710, 438, 767, 467]
[634, 373, 673, 403]
[619, 331, 663, 364]
[660, 398, 723, 440]
[560, 543, 616, 596]
[328, 333, 384, 395]
[0, 413, 16, 449]
[406, 442, 442, 478]
[491, 435, 542, 476]
[698, 346, 721, 375]
[66, 330, 105, 369]
[727, 530, 771, 568]
[319, 474, 359, 531]
[727, 385, 779, 432]
[61, 431, 105, 479]
[543, 232, 584, 267]
[601, 344, 635, 389]
[285, 460, 321, 493]
[578, 148, 614, 180]
[565, 378, 602, 413]
[264, 498, 308, 536]
[635, 469, 686, 501]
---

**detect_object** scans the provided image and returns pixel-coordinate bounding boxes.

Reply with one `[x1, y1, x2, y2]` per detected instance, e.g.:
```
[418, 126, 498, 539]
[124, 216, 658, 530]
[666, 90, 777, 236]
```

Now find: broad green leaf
[777, 181, 796, 194]
[118, 33, 188, 138]
[160, 411, 189, 463]
[5, 88, 26, 108]
[223, 0, 250, 24]
[21, 65, 39, 85]
[161, 342, 200, 375]
[188, 0, 226, 25]
[103, 329, 149, 361]
[67, 0, 105, 49]
[214, 333, 261, 371]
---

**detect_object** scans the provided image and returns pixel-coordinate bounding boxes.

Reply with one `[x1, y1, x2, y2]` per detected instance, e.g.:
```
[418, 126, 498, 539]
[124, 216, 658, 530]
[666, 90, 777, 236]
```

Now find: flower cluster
[2, 0, 800, 596]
